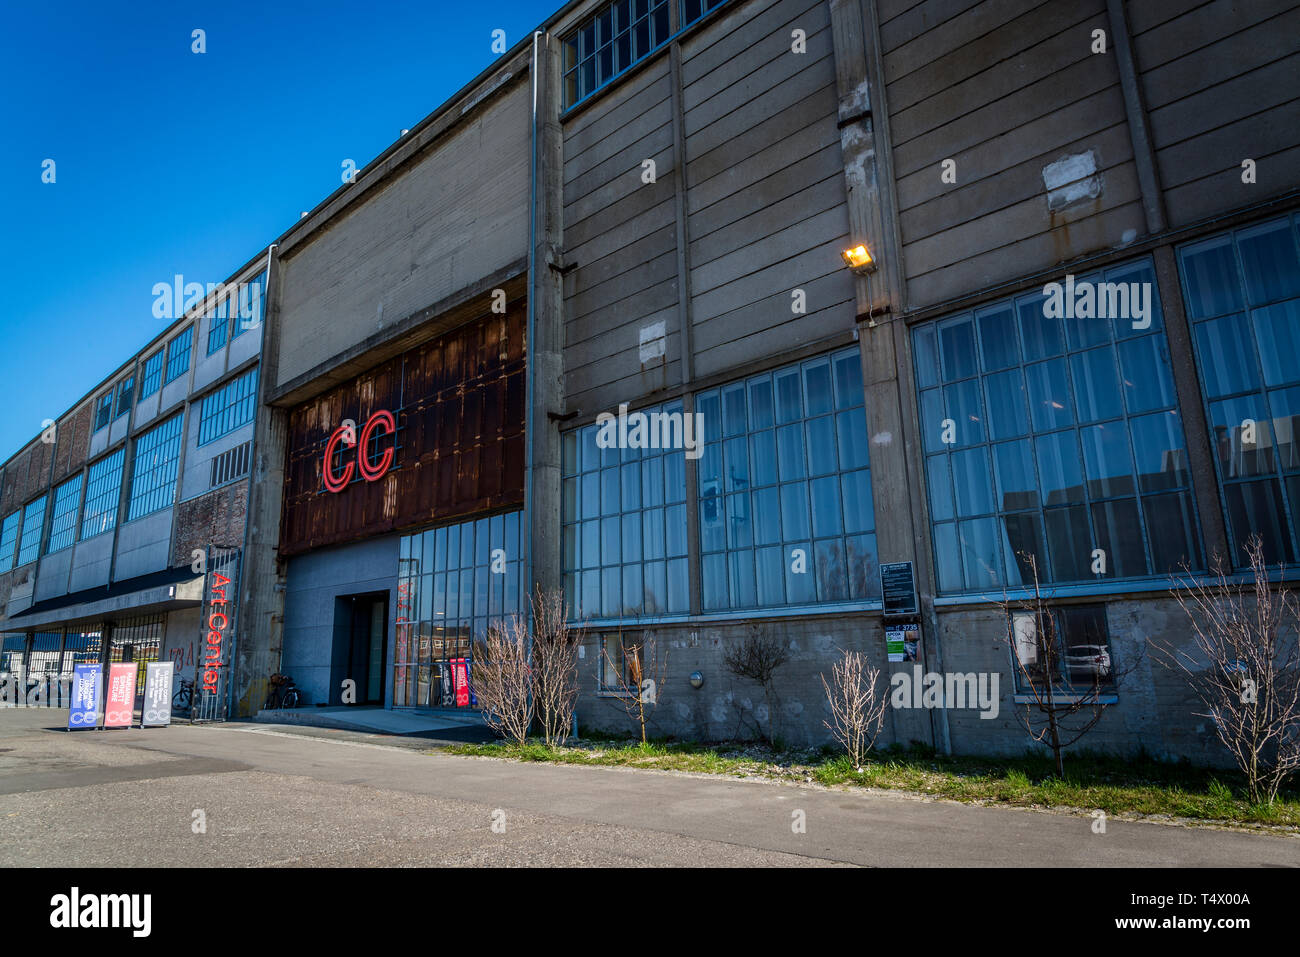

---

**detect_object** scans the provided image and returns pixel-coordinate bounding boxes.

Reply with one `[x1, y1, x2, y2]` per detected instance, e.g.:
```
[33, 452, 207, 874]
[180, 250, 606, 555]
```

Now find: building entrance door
[339, 594, 387, 705]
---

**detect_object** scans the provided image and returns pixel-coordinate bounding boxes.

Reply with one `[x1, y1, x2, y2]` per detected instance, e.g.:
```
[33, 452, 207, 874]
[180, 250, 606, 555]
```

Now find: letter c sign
[323, 410, 395, 493]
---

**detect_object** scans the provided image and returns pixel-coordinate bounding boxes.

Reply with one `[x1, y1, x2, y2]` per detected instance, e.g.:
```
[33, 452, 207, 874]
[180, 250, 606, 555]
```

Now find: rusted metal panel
[280, 304, 526, 556]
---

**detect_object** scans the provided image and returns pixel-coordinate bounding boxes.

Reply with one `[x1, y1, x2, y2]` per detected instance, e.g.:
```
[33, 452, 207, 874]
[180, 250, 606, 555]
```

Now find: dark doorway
[333, 593, 388, 705]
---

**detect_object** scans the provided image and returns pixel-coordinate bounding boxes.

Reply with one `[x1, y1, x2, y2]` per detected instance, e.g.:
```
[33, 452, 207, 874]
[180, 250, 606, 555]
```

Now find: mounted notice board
[879, 561, 918, 617]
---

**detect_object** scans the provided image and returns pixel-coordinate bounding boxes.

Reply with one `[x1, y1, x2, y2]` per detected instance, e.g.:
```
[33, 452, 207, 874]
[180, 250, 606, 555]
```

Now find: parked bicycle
[264, 673, 302, 710]
[172, 676, 194, 715]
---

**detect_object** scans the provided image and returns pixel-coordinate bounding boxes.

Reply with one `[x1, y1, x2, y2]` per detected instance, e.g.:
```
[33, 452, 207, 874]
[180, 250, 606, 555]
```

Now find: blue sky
[0, 0, 552, 462]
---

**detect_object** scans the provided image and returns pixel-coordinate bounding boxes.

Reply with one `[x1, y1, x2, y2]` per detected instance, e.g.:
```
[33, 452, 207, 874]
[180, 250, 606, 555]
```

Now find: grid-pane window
[16, 496, 47, 567]
[697, 348, 879, 610]
[231, 272, 266, 340]
[562, 0, 672, 107]
[198, 368, 258, 446]
[1178, 215, 1300, 567]
[139, 350, 164, 400]
[0, 511, 19, 572]
[46, 475, 83, 553]
[206, 296, 230, 355]
[93, 392, 112, 432]
[82, 450, 125, 539]
[562, 400, 690, 619]
[393, 511, 524, 708]
[1011, 605, 1115, 695]
[680, 0, 729, 29]
[165, 327, 192, 383]
[913, 256, 1202, 595]
[115, 377, 134, 419]
[127, 415, 183, 520]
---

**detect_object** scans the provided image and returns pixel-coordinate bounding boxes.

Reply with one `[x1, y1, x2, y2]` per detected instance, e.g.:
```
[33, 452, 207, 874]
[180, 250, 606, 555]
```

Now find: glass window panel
[920, 388, 946, 453]
[841, 468, 874, 534]
[580, 570, 600, 617]
[700, 488, 725, 552]
[836, 408, 869, 471]
[580, 472, 599, 519]
[914, 324, 940, 388]
[756, 546, 784, 605]
[806, 416, 837, 476]
[562, 477, 577, 521]
[750, 430, 777, 487]
[601, 468, 620, 515]
[775, 369, 802, 423]
[977, 304, 1019, 372]
[1130, 411, 1190, 492]
[702, 552, 727, 610]
[1209, 394, 1274, 478]
[1144, 492, 1202, 574]
[1018, 295, 1064, 361]
[1195, 313, 1259, 398]
[810, 475, 842, 537]
[622, 565, 642, 615]
[643, 507, 665, 560]
[984, 369, 1029, 440]
[722, 383, 747, 436]
[785, 543, 815, 603]
[665, 557, 688, 612]
[1044, 505, 1092, 581]
[724, 436, 749, 492]
[927, 454, 955, 522]
[641, 454, 664, 505]
[1070, 347, 1123, 423]
[1237, 219, 1300, 306]
[938, 317, 977, 382]
[1036, 430, 1084, 505]
[1224, 479, 1294, 565]
[664, 452, 685, 503]
[601, 567, 621, 617]
[951, 447, 994, 517]
[993, 439, 1037, 511]
[933, 523, 963, 592]
[1080, 422, 1136, 499]
[944, 378, 985, 446]
[621, 462, 641, 509]
[958, 517, 1001, 589]
[563, 525, 577, 570]
[1118, 336, 1177, 413]
[666, 503, 687, 556]
[601, 517, 620, 564]
[1001, 512, 1047, 587]
[1181, 235, 1244, 319]
[621, 513, 641, 562]
[581, 425, 600, 472]
[1271, 386, 1300, 471]
[833, 350, 863, 410]
[846, 534, 879, 599]
[1252, 301, 1300, 387]
[804, 359, 833, 417]
[1065, 307, 1112, 353]
[1025, 358, 1074, 431]
[726, 494, 752, 548]
[814, 540, 849, 601]
[777, 423, 806, 480]
[581, 520, 600, 568]
[780, 483, 809, 541]
[752, 487, 781, 545]
[1106, 260, 1162, 338]
[748, 376, 774, 429]
[644, 559, 666, 615]
[729, 550, 757, 608]
[1091, 498, 1148, 578]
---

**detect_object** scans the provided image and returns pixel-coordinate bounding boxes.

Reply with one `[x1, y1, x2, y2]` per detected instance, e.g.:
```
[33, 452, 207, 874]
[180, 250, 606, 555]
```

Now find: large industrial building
[6, 0, 1300, 762]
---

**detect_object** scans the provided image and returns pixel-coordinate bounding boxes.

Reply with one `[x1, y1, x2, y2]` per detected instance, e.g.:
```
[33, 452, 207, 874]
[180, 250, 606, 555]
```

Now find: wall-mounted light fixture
[690, 671, 704, 689]
[841, 243, 877, 275]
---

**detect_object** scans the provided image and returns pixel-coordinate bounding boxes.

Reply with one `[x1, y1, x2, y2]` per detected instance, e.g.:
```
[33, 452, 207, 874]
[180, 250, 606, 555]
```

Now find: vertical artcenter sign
[194, 547, 242, 721]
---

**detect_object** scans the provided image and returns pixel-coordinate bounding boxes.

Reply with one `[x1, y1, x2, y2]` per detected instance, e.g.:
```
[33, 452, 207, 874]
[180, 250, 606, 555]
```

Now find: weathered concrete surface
[1, 709, 1294, 867]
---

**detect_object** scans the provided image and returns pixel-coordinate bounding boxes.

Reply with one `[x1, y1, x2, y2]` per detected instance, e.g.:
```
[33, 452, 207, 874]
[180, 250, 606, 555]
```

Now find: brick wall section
[52, 402, 92, 484]
[171, 481, 249, 567]
[0, 441, 53, 515]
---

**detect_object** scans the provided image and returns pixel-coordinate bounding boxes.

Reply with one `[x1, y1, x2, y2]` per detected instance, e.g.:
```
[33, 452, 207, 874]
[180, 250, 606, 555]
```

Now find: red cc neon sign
[322, 410, 396, 493]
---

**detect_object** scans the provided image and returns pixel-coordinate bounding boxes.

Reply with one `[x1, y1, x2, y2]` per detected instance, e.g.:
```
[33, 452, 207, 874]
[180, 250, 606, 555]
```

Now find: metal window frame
[45, 474, 84, 554]
[80, 449, 126, 540]
[126, 414, 184, 522]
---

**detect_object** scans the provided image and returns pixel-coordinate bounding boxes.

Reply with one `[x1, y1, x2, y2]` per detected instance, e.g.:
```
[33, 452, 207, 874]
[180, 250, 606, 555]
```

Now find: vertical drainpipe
[523, 31, 543, 714]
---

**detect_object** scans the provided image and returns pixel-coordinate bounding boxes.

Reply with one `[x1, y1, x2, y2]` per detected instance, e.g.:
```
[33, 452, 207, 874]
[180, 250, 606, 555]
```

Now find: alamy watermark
[890, 666, 1000, 720]
[152, 274, 262, 324]
[595, 403, 705, 460]
[1041, 274, 1152, 330]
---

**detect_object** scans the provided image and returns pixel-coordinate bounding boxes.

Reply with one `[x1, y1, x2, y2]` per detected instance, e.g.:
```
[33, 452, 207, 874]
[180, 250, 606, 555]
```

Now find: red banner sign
[104, 662, 138, 728]
[322, 410, 395, 492]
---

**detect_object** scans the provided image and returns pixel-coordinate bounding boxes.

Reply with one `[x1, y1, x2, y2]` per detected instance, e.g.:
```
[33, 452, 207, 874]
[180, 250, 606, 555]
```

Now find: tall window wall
[82, 450, 125, 539]
[394, 510, 523, 708]
[198, 367, 258, 446]
[561, 348, 880, 622]
[46, 475, 83, 553]
[127, 416, 183, 520]
[16, 496, 47, 567]
[561, 400, 690, 619]
[912, 256, 1201, 594]
[0, 511, 20, 572]
[1178, 215, 1300, 567]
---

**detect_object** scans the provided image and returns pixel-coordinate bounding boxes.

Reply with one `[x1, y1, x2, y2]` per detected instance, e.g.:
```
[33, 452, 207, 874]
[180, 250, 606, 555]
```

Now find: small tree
[531, 587, 582, 748]
[1154, 536, 1300, 804]
[997, 553, 1139, 777]
[820, 649, 889, 768]
[600, 629, 668, 744]
[474, 614, 533, 746]
[724, 626, 791, 746]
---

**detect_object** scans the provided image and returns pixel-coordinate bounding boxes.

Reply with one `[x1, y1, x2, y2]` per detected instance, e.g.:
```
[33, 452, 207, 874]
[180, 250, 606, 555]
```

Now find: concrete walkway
[1, 709, 1296, 867]
[253, 704, 488, 736]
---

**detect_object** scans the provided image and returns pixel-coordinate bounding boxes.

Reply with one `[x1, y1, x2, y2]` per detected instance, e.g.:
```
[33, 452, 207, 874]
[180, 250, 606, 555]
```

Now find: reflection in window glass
[914, 255, 1201, 593]
[1179, 215, 1300, 566]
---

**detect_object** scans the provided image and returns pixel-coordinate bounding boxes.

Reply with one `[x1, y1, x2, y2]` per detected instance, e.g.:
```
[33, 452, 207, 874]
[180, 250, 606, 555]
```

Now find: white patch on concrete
[1043, 150, 1101, 210]
[872, 431, 892, 446]
[639, 320, 666, 364]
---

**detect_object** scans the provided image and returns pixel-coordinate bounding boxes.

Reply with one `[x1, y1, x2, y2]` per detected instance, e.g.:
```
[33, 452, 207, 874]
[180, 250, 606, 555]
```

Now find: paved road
[1, 708, 1296, 867]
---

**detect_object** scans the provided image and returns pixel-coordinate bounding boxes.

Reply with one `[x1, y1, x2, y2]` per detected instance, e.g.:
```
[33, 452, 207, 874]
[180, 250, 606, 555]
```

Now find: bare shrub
[1155, 536, 1300, 804]
[473, 614, 533, 746]
[820, 649, 889, 768]
[531, 587, 582, 748]
[723, 626, 791, 746]
[600, 630, 668, 744]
